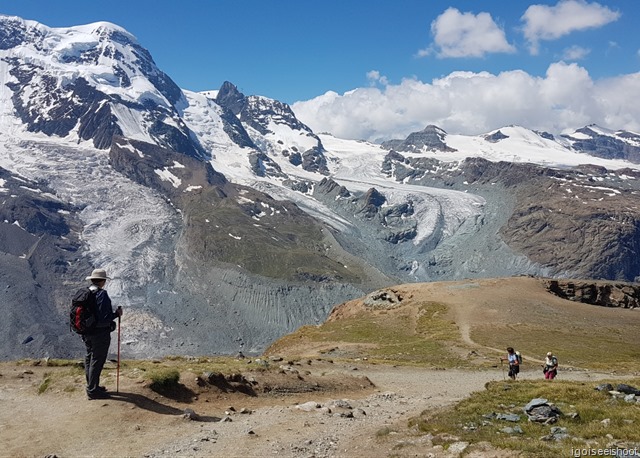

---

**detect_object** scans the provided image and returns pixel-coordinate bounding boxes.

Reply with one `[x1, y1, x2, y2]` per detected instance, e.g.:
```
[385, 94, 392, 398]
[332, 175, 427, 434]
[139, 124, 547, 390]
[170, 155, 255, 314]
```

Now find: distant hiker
[500, 347, 520, 380]
[542, 351, 558, 380]
[79, 268, 122, 400]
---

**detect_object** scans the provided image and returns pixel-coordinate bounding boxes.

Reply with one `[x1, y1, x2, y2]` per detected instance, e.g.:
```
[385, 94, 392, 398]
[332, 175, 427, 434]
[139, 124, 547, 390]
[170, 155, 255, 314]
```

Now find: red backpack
[70, 288, 98, 334]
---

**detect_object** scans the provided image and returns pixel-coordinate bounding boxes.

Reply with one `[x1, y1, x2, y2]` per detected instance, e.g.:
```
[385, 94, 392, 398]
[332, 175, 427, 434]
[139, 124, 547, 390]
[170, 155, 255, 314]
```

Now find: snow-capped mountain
[1, 15, 639, 360]
[381, 124, 640, 168]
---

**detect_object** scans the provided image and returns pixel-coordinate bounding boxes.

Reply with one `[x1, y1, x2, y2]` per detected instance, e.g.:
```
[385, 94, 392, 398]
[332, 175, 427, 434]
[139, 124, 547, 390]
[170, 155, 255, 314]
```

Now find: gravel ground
[142, 364, 617, 458]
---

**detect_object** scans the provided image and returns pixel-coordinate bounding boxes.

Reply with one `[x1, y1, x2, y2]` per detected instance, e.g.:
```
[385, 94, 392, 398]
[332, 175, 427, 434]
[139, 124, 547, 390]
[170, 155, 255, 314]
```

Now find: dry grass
[266, 300, 468, 367]
[268, 277, 640, 372]
[473, 323, 640, 372]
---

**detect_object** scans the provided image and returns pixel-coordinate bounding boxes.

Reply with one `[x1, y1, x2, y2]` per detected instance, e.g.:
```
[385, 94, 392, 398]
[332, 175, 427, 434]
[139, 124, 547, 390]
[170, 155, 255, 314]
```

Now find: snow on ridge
[200, 90, 219, 99]
[265, 119, 317, 153]
[0, 16, 170, 110]
[154, 168, 182, 188]
[396, 126, 640, 171]
[181, 89, 258, 184]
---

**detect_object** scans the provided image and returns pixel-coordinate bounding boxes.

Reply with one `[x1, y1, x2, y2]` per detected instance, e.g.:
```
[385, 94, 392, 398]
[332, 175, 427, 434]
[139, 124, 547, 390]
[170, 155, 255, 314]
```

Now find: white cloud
[522, 0, 620, 55]
[291, 64, 640, 141]
[366, 70, 389, 86]
[562, 45, 591, 60]
[419, 7, 515, 58]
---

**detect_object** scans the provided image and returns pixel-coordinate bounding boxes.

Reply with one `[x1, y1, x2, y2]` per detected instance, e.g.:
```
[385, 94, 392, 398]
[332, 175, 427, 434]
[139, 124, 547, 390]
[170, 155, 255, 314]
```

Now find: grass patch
[129, 356, 256, 376]
[410, 378, 640, 457]
[267, 301, 467, 367]
[43, 359, 82, 367]
[148, 368, 180, 390]
[37, 374, 52, 394]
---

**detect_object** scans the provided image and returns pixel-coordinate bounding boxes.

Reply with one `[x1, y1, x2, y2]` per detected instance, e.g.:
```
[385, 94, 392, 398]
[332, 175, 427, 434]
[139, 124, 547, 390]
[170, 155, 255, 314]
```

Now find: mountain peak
[381, 124, 456, 153]
[0, 15, 138, 51]
[216, 81, 247, 115]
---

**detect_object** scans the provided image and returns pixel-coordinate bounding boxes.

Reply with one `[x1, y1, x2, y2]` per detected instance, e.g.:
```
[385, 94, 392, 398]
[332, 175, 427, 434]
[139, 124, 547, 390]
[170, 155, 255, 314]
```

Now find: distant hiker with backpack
[72, 268, 122, 400]
[500, 347, 521, 380]
[542, 351, 558, 380]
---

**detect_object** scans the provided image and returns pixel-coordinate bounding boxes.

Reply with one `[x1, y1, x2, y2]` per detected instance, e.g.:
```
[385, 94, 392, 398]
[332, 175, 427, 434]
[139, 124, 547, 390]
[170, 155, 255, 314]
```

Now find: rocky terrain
[3, 358, 629, 458]
[2, 276, 639, 457]
[545, 279, 640, 308]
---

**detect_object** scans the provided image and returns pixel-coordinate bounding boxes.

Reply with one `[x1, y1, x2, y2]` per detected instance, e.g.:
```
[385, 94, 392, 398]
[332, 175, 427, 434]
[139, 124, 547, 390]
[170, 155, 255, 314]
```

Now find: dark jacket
[90, 285, 117, 330]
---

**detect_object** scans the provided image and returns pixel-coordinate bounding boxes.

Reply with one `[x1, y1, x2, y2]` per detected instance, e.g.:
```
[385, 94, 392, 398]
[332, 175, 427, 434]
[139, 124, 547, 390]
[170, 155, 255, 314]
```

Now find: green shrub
[148, 368, 180, 390]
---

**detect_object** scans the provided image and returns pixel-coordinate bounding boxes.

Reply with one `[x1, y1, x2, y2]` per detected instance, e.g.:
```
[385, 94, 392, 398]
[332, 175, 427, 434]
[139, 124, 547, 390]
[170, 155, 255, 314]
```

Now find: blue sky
[2, 0, 639, 139]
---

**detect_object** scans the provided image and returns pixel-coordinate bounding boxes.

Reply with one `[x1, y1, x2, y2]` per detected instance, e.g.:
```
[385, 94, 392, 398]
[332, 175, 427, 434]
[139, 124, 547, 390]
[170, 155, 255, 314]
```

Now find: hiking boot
[97, 386, 107, 392]
[87, 390, 110, 400]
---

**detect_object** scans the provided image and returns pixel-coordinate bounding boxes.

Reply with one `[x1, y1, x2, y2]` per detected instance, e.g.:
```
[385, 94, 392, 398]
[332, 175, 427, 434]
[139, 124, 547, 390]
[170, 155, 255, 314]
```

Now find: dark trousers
[82, 330, 111, 394]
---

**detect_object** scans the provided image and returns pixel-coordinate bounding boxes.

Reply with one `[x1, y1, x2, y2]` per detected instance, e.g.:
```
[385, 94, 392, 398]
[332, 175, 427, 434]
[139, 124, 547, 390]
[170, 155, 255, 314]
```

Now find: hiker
[81, 268, 122, 400]
[500, 347, 520, 380]
[542, 351, 558, 380]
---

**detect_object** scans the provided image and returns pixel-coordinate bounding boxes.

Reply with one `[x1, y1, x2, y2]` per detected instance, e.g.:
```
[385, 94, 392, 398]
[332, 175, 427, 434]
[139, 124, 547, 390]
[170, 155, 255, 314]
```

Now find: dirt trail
[0, 360, 619, 458]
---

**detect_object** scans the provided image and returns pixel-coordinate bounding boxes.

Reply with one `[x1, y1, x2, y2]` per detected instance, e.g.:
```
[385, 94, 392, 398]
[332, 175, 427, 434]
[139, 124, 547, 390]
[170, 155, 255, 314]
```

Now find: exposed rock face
[563, 126, 640, 163]
[0, 166, 93, 359]
[363, 289, 404, 310]
[545, 279, 640, 308]
[215, 81, 329, 175]
[381, 125, 456, 153]
[484, 130, 509, 143]
[312, 182, 420, 253]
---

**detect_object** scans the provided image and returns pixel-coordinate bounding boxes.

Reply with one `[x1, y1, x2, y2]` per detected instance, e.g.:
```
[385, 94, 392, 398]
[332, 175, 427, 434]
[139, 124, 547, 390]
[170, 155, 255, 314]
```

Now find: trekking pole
[117, 314, 121, 393]
[500, 359, 505, 380]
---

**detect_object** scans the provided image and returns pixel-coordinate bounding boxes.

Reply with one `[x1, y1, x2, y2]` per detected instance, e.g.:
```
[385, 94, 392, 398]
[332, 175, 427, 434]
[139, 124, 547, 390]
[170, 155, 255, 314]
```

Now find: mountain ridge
[1, 14, 639, 360]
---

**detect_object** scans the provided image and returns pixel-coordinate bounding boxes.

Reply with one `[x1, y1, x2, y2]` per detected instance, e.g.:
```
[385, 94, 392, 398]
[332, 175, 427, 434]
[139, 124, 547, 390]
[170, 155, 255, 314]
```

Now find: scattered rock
[363, 289, 403, 309]
[447, 441, 469, 455]
[496, 413, 520, 422]
[595, 383, 614, 392]
[182, 409, 200, 421]
[541, 426, 569, 441]
[524, 398, 562, 424]
[500, 425, 523, 434]
[617, 384, 640, 396]
[296, 401, 320, 412]
[327, 400, 353, 410]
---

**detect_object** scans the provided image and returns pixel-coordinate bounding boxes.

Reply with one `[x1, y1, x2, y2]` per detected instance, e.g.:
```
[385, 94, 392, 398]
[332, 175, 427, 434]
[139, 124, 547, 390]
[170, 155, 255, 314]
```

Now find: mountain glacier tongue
[0, 136, 181, 301]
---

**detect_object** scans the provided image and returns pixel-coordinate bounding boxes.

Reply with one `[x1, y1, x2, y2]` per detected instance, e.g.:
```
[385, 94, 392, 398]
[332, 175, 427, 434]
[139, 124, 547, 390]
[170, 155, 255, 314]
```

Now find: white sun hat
[85, 268, 110, 281]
